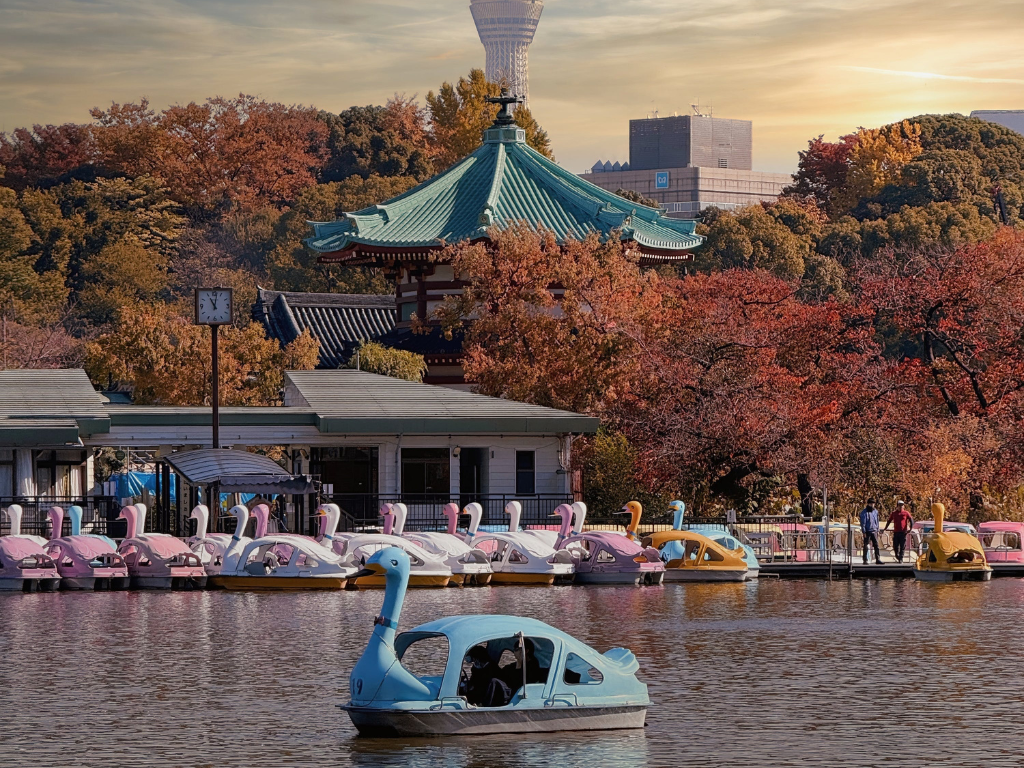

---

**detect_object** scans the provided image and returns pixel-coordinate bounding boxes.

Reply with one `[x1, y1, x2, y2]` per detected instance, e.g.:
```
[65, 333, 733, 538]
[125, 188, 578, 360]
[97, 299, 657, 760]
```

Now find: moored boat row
[1, 499, 765, 591]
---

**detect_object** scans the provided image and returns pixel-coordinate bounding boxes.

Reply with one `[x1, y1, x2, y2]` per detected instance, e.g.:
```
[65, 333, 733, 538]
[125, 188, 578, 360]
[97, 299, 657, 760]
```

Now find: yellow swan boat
[914, 503, 992, 582]
[643, 530, 751, 582]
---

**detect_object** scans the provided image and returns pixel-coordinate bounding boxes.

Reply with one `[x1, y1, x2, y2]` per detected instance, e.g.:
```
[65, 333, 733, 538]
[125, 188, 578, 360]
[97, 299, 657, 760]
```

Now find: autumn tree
[426, 69, 552, 168]
[435, 223, 661, 414]
[85, 302, 319, 405]
[0, 123, 98, 191]
[346, 341, 427, 382]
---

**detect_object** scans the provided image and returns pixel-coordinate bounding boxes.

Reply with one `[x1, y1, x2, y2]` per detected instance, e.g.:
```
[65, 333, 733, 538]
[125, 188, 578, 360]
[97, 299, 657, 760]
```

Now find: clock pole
[211, 322, 220, 450]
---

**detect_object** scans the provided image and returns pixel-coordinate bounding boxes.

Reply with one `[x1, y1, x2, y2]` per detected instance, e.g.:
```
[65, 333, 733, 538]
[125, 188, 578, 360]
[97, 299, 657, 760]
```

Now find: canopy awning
[165, 449, 314, 494]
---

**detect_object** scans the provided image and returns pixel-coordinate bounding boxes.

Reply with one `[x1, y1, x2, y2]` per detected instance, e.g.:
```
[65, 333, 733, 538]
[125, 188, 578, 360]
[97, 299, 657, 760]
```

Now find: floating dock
[759, 562, 1024, 579]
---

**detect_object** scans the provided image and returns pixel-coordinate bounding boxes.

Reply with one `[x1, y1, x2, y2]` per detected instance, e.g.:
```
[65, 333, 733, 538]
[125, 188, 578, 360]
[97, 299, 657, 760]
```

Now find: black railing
[0, 496, 124, 538]
[322, 493, 575, 532]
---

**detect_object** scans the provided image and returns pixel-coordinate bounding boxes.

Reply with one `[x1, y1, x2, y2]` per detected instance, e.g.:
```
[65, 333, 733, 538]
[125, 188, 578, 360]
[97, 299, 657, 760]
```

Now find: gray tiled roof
[0, 369, 109, 443]
[284, 370, 598, 434]
[253, 288, 396, 368]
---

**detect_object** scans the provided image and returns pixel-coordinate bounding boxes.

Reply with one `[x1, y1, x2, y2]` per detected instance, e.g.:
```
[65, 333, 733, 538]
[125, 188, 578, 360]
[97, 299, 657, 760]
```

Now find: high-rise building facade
[630, 115, 753, 171]
[470, 0, 543, 106]
[970, 110, 1024, 136]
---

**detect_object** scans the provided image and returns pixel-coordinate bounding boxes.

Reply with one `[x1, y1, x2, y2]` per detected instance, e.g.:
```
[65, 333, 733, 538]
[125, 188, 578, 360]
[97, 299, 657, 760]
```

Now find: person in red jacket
[884, 500, 915, 563]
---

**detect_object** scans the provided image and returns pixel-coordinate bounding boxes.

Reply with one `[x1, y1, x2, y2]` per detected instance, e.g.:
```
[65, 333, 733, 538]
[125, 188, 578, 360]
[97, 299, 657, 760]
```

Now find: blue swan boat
[341, 546, 650, 736]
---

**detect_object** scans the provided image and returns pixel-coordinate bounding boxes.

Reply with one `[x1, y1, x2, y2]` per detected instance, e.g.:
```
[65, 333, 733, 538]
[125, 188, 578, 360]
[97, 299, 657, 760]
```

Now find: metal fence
[0, 496, 124, 538]
[322, 493, 576, 532]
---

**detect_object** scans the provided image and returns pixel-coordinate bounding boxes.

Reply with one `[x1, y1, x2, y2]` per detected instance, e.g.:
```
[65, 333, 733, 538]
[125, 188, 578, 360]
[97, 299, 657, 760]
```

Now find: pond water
[2, 579, 1022, 768]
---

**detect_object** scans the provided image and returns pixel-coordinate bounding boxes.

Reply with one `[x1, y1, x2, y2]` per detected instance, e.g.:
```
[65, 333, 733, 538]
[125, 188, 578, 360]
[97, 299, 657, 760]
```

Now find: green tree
[320, 96, 435, 183]
[266, 175, 414, 293]
[614, 188, 660, 209]
[695, 204, 809, 280]
[346, 341, 426, 382]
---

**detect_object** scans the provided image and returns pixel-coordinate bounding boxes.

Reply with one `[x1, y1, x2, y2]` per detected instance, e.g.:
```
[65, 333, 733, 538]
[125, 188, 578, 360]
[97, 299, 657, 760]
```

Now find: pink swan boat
[116, 504, 206, 589]
[44, 506, 129, 590]
[0, 504, 60, 592]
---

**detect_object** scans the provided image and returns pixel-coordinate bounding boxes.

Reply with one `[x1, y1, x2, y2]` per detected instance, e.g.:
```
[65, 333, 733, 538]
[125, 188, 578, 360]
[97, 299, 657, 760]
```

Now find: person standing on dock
[883, 500, 914, 563]
[859, 499, 882, 564]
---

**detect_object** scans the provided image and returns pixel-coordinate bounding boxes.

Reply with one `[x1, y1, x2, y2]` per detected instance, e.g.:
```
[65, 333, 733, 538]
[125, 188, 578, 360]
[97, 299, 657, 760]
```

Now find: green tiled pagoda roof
[306, 124, 702, 261]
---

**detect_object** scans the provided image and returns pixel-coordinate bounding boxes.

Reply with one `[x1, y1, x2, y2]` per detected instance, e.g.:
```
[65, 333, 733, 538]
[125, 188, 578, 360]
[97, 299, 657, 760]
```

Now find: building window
[400, 302, 416, 322]
[402, 448, 450, 500]
[0, 449, 12, 497]
[718, 158, 729, 168]
[516, 451, 536, 495]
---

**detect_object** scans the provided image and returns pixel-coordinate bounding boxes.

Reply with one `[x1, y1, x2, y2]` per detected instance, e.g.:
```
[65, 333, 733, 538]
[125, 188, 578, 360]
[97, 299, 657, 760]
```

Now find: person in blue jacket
[859, 499, 882, 565]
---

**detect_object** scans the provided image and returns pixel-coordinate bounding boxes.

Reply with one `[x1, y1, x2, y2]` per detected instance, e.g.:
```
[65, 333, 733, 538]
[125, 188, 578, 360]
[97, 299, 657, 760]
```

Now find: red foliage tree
[0, 123, 98, 190]
[785, 134, 857, 214]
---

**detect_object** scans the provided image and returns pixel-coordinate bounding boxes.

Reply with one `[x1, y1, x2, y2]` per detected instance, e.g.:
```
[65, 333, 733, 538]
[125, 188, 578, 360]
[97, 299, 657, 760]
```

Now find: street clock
[195, 288, 233, 326]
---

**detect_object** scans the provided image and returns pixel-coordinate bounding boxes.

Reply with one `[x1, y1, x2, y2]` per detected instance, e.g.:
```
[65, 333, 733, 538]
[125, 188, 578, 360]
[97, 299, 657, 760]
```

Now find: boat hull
[574, 571, 665, 586]
[0, 577, 60, 592]
[447, 573, 493, 587]
[352, 573, 451, 589]
[490, 572, 574, 586]
[663, 568, 747, 583]
[344, 704, 647, 737]
[61, 576, 130, 591]
[212, 575, 349, 591]
[132, 575, 207, 590]
[913, 568, 992, 582]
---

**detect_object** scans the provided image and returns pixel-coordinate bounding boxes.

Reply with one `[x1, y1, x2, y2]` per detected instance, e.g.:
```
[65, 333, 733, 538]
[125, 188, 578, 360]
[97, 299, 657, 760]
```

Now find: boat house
[0, 368, 597, 537]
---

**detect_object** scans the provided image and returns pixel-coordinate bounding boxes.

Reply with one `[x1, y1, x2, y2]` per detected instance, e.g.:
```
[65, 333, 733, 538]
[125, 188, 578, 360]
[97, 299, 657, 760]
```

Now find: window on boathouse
[401, 448, 450, 500]
[515, 451, 536, 495]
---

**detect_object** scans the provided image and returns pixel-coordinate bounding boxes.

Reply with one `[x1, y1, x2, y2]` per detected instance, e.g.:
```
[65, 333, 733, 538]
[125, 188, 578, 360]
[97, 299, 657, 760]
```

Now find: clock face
[196, 288, 233, 325]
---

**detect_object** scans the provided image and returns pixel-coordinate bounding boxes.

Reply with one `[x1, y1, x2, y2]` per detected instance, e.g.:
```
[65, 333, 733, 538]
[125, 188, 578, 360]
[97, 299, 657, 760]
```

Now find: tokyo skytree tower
[470, 0, 544, 107]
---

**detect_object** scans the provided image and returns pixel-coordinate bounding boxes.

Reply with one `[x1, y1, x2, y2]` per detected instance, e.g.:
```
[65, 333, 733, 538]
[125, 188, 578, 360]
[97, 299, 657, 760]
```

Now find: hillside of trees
[0, 69, 550, 401]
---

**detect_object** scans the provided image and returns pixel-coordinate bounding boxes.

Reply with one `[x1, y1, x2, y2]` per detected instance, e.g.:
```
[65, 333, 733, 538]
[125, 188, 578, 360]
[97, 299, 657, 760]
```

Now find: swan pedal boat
[116, 505, 207, 589]
[643, 530, 751, 582]
[914, 503, 992, 582]
[341, 547, 649, 736]
[0, 505, 60, 591]
[44, 506, 129, 590]
[390, 503, 493, 586]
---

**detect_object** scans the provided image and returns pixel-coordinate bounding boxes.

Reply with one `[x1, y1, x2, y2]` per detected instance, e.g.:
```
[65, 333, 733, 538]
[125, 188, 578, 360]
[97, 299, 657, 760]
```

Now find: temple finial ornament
[486, 89, 523, 126]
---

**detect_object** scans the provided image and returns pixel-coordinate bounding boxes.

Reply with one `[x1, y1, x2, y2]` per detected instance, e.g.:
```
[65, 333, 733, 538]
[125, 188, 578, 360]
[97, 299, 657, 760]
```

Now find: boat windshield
[979, 531, 1022, 551]
[397, 634, 449, 682]
[458, 635, 554, 708]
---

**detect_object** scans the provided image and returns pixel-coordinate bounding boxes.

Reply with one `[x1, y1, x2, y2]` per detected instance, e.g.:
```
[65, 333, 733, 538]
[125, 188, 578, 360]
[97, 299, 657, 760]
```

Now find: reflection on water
[3, 580, 1024, 767]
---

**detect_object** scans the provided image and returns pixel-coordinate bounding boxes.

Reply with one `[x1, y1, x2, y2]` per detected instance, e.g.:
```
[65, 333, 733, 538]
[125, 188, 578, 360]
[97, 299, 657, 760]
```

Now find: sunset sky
[2, 0, 1022, 175]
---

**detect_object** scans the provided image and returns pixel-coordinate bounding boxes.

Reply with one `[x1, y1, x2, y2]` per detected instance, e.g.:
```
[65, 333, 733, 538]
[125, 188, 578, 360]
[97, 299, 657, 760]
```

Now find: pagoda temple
[305, 94, 704, 385]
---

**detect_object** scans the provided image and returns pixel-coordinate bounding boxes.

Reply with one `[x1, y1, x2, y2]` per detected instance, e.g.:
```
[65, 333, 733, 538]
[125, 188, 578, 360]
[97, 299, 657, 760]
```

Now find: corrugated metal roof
[165, 448, 313, 493]
[306, 129, 702, 258]
[285, 370, 598, 435]
[253, 288, 396, 368]
[0, 369, 109, 440]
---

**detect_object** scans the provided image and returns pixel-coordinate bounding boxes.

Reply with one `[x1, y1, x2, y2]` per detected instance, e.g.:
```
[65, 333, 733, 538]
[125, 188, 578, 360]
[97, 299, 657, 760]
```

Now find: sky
[1, 0, 1023, 175]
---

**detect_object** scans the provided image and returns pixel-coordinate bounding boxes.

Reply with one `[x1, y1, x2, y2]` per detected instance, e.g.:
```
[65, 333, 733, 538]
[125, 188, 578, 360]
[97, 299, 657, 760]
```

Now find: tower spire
[470, 0, 544, 107]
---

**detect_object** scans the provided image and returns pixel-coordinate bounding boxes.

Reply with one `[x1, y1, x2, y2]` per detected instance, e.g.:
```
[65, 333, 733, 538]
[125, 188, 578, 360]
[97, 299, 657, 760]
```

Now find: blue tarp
[112, 473, 257, 508]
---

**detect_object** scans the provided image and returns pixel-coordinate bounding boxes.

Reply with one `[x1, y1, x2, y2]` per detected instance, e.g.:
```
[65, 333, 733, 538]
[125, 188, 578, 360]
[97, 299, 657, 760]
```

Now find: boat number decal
[355, 679, 363, 694]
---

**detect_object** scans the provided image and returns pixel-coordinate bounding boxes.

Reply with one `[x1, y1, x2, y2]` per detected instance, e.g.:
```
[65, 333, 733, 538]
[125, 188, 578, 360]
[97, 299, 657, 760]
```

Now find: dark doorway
[460, 448, 486, 505]
[311, 447, 378, 520]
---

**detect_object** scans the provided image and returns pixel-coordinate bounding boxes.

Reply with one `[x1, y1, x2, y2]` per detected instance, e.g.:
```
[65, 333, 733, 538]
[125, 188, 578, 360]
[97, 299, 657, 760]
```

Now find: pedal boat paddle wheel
[914, 503, 992, 582]
[642, 530, 752, 582]
[341, 546, 649, 736]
